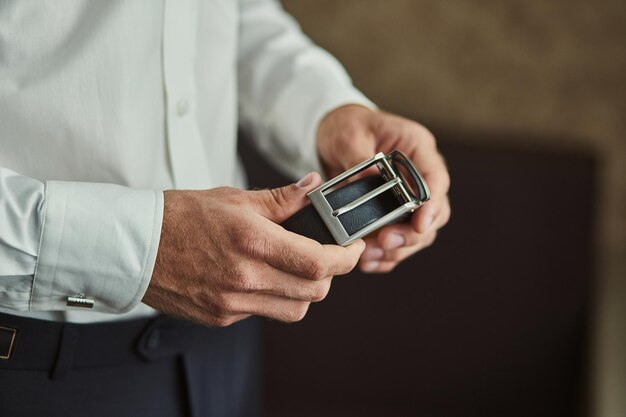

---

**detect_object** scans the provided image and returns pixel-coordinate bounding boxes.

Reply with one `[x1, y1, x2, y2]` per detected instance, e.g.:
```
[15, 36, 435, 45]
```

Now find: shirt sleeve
[0, 167, 163, 313]
[237, 0, 376, 180]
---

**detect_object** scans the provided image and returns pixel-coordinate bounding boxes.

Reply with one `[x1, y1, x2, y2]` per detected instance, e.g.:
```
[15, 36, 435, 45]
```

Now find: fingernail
[296, 172, 314, 188]
[384, 233, 405, 250]
[361, 261, 380, 272]
[362, 246, 384, 261]
[421, 215, 434, 232]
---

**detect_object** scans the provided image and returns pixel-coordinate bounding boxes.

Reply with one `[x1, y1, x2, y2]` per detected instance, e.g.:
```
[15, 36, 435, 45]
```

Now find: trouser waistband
[0, 312, 211, 380]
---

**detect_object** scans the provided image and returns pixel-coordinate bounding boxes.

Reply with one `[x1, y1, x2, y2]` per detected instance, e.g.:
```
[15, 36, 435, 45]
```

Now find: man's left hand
[316, 105, 451, 273]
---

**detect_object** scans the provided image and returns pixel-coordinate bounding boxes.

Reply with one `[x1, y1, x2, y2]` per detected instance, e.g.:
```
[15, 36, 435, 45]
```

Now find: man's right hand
[143, 172, 365, 327]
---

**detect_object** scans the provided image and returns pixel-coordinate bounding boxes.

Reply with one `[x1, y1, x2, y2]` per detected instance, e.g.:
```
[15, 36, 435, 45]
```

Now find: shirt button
[176, 99, 189, 117]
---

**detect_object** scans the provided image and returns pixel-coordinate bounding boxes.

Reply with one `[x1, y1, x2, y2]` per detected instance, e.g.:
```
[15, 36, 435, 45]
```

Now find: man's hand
[317, 105, 451, 273]
[143, 172, 365, 327]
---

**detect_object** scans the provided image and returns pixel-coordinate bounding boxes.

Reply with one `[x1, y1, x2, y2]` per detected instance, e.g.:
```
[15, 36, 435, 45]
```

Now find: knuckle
[415, 125, 437, 148]
[378, 262, 397, 273]
[238, 270, 257, 292]
[288, 303, 309, 323]
[236, 227, 269, 257]
[384, 250, 402, 262]
[310, 282, 330, 302]
[443, 205, 452, 226]
[267, 187, 288, 211]
[227, 264, 255, 292]
[304, 258, 327, 281]
[403, 231, 421, 247]
[425, 231, 438, 247]
[344, 253, 361, 273]
[416, 232, 437, 251]
[212, 293, 237, 315]
[439, 208, 451, 229]
[230, 222, 252, 250]
[345, 261, 357, 275]
[211, 315, 235, 328]
[440, 153, 450, 171]
[440, 165, 452, 191]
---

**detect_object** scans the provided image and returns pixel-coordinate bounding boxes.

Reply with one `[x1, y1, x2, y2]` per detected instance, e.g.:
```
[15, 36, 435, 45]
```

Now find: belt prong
[332, 177, 401, 217]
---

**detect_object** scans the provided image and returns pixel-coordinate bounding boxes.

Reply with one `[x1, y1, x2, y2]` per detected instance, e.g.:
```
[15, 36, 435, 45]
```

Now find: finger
[360, 237, 386, 262]
[376, 223, 423, 250]
[204, 290, 310, 323]
[235, 292, 312, 323]
[381, 232, 437, 262]
[250, 171, 323, 223]
[368, 115, 450, 208]
[247, 265, 333, 302]
[411, 193, 451, 234]
[203, 313, 251, 328]
[399, 128, 450, 195]
[361, 221, 439, 261]
[359, 260, 398, 274]
[390, 127, 449, 233]
[157, 290, 251, 328]
[432, 196, 451, 229]
[412, 156, 450, 233]
[361, 230, 437, 265]
[360, 241, 433, 273]
[261, 225, 366, 279]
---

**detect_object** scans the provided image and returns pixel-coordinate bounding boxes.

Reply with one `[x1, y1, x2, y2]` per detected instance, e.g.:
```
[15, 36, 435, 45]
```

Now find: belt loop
[50, 323, 79, 380]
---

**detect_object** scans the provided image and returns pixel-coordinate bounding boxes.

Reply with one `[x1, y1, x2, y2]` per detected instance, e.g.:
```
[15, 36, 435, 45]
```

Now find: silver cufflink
[66, 294, 95, 309]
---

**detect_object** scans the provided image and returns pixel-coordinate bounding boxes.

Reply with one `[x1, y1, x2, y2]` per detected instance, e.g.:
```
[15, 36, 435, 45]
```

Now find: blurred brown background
[279, 1, 624, 416]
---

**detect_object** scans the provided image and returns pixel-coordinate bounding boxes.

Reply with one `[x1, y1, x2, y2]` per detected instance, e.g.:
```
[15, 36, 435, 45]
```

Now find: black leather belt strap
[281, 175, 407, 245]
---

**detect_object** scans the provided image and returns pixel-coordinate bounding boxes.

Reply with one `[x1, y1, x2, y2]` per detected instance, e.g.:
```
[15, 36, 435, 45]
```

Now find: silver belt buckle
[307, 151, 430, 246]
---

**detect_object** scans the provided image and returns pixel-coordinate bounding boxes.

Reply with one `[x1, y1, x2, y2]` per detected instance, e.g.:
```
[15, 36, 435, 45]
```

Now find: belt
[282, 150, 430, 245]
[0, 313, 211, 380]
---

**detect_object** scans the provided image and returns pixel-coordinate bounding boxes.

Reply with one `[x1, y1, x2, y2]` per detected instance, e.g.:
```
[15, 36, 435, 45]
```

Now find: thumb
[251, 172, 322, 223]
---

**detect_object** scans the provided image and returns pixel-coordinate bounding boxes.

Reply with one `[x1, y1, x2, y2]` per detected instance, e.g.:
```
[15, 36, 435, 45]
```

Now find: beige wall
[282, 1, 626, 415]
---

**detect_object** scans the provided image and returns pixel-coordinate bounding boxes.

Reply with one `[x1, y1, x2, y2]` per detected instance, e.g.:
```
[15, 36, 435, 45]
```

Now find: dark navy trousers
[0, 313, 261, 417]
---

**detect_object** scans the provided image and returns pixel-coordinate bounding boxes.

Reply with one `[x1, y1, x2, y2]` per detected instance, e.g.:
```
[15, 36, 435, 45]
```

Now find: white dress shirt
[0, 0, 373, 323]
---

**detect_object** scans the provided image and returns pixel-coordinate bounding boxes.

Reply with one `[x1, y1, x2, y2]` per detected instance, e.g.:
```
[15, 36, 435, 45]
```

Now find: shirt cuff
[31, 181, 164, 313]
[269, 61, 377, 180]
